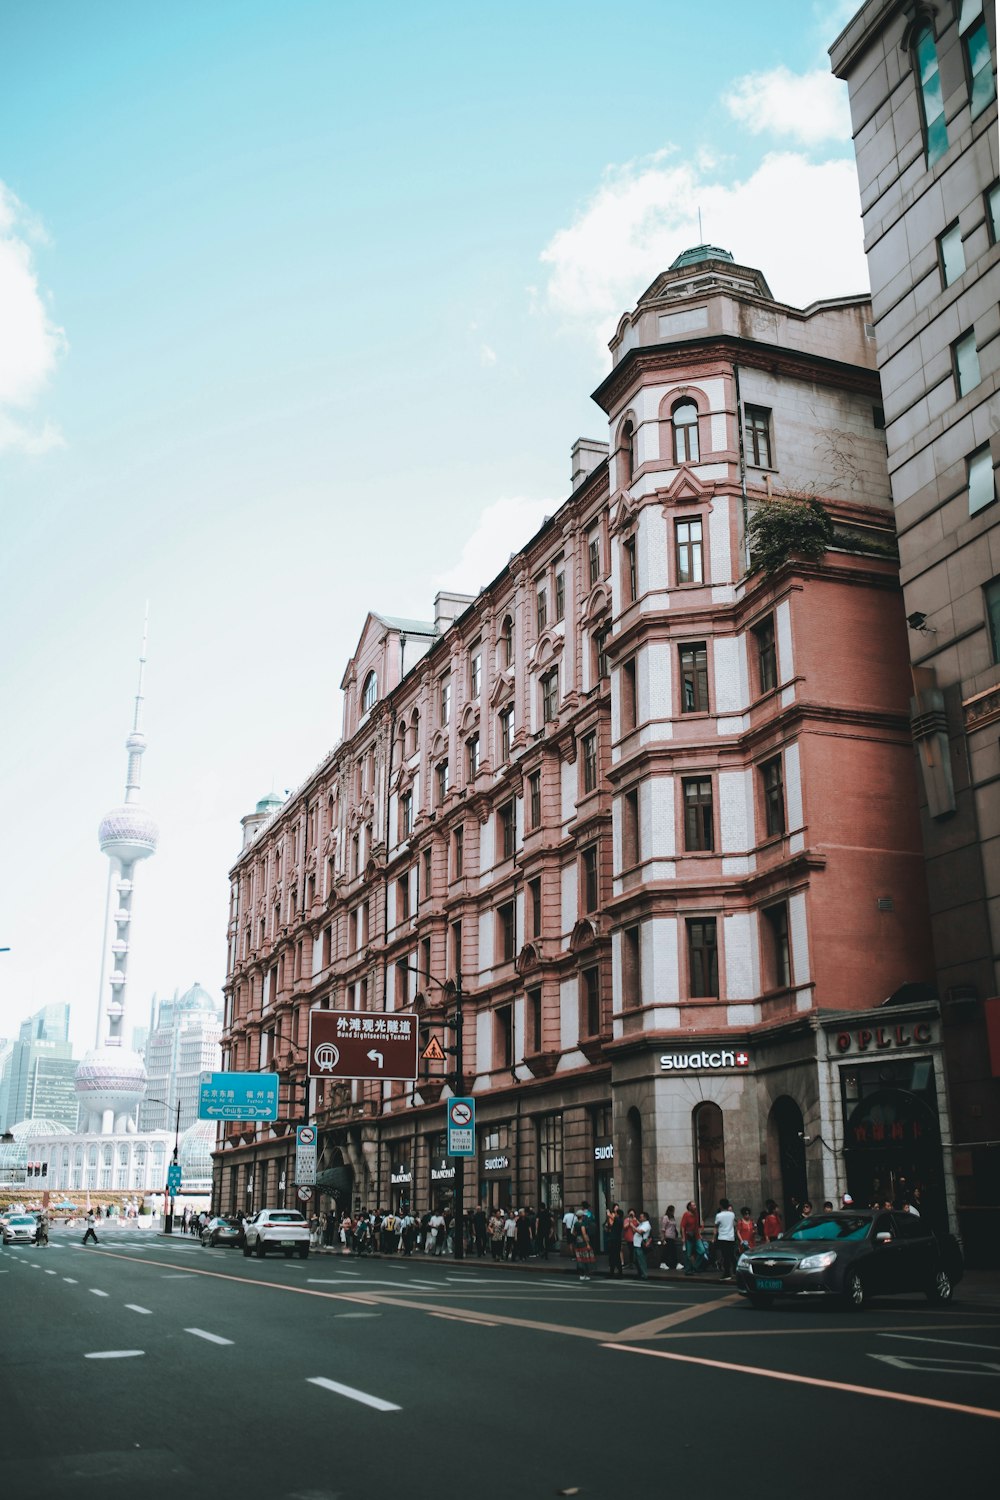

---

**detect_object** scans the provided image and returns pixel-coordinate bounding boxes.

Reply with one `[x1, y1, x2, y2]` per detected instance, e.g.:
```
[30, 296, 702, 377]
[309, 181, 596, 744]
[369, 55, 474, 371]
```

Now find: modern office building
[139, 982, 223, 1135]
[216, 248, 955, 1236]
[831, 0, 999, 1259]
[0, 1005, 78, 1133]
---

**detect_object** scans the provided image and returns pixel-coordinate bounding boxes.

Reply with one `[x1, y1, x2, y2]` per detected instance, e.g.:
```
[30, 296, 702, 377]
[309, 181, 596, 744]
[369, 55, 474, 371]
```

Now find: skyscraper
[139, 982, 223, 1134]
[0, 1004, 78, 1133]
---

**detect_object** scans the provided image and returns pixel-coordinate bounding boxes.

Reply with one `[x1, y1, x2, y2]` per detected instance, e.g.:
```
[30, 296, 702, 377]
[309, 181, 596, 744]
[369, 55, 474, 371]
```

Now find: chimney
[434, 591, 476, 633]
[571, 437, 609, 490]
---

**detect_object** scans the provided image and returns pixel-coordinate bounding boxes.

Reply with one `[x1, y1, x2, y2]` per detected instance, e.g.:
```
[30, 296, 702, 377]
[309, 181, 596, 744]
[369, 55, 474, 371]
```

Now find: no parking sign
[446, 1097, 475, 1157]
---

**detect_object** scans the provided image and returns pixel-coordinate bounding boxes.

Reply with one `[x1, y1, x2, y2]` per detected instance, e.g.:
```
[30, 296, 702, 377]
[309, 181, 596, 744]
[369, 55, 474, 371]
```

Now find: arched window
[408, 710, 420, 755]
[620, 419, 636, 485]
[672, 400, 700, 464]
[362, 671, 378, 715]
[693, 1101, 726, 1219]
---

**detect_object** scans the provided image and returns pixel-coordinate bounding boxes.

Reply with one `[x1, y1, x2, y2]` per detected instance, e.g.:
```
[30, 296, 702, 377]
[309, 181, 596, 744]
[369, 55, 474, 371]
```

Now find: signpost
[307, 1011, 418, 1081]
[447, 1097, 476, 1157]
[198, 1071, 280, 1121]
[296, 1124, 317, 1187]
[166, 1162, 182, 1193]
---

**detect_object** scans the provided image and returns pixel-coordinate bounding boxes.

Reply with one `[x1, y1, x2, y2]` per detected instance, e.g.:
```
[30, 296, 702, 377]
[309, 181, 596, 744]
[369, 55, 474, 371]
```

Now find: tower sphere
[98, 804, 159, 861]
[74, 1046, 148, 1118]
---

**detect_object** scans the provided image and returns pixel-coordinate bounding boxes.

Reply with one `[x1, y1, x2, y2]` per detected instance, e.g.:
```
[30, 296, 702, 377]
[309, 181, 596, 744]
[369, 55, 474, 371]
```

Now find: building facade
[0, 1005, 79, 1134]
[216, 249, 954, 1238]
[831, 0, 999, 1260]
[138, 982, 224, 1135]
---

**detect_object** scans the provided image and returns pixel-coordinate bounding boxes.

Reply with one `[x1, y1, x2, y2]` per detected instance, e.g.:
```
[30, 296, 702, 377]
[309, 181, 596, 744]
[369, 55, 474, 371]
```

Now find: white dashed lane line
[185, 1328, 234, 1345]
[89, 1289, 109, 1298]
[63, 1278, 78, 1285]
[307, 1377, 400, 1411]
[85, 1351, 145, 1360]
[126, 1304, 153, 1315]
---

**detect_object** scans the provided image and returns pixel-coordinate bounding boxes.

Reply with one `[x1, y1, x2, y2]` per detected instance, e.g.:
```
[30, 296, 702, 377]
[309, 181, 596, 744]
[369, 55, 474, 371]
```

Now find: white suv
[242, 1209, 311, 1260]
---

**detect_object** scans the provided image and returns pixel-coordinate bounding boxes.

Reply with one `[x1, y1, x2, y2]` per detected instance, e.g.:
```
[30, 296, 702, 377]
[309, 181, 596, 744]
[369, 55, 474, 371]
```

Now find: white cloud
[480, 343, 497, 367]
[539, 150, 867, 350]
[0, 182, 66, 453]
[724, 66, 852, 145]
[435, 495, 556, 594]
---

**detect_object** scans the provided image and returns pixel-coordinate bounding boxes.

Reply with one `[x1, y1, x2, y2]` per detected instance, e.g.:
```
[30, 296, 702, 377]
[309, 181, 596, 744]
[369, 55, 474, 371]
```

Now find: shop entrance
[595, 1168, 615, 1252]
[842, 1061, 944, 1230]
[766, 1095, 807, 1226]
[478, 1177, 512, 1212]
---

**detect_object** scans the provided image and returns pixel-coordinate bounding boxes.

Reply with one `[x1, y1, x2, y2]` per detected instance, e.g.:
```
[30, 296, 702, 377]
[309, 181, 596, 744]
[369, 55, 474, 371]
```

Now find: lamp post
[147, 1097, 181, 1234]
[406, 963, 465, 1260]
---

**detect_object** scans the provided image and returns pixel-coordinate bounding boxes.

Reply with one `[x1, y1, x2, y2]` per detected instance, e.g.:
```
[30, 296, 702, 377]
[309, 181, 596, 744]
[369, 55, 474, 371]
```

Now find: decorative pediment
[581, 583, 611, 628]
[430, 728, 449, 761]
[533, 630, 565, 670]
[659, 466, 713, 508]
[489, 667, 515, 708]
[610, 489, 639, 535]
[515, 942, 542, 975]
[459, 700, 480, 737]
[569, 917, 600, 952]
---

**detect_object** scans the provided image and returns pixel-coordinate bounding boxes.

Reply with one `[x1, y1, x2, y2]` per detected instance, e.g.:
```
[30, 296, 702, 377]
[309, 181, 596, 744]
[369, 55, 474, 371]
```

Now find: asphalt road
[3, 1225, 999, 1499]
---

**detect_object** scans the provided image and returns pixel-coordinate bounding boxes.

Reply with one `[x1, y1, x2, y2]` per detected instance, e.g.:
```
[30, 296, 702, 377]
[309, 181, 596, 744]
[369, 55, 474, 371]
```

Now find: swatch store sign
[659, 1048, 750, 1072]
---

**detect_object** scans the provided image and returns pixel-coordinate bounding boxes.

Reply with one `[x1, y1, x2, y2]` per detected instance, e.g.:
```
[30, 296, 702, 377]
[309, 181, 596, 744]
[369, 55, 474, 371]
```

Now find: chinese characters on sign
[198, 1071, 280, 1121]
[307, 1011, 419, 1082]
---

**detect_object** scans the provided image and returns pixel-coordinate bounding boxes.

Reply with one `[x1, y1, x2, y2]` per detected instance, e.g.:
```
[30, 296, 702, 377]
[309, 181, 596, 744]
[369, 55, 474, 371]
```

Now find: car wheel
[255, 1238, 266, 1259]
[242, 1241, 251, 1257]
[210, 1234, 219, 1248]
[748, 1294, 773, 1310]
[926, 1269, 953, 1304]
[298, 1246, 309, 1260]
[844, 1270, 866, 1310]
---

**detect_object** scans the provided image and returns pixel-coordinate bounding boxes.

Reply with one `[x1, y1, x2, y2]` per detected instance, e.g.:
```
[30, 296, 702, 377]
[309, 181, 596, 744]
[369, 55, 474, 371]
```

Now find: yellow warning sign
[421, 1034, 447, 1063]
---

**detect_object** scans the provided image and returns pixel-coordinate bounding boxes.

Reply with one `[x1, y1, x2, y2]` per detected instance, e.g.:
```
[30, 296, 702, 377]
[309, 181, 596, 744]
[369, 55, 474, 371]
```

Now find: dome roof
[178, 1118, 217, 1181]
[75, 1047, 147, 1115]
[0, 1118, 72, 1170]
[99, 804, 159, 857]
[255, 791, 285, 816]
[669, 244, 735, 269]
[176, 982, 221, 1015]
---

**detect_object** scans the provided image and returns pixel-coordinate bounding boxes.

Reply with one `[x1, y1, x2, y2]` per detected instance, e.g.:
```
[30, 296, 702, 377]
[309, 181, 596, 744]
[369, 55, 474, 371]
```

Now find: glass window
[362, 672, 377, 714]
[439, 677, 451, 726]
[746, 405, 773, 468]
[528, 771, 541, 830]
[622, 924, 641, 1008]
[499, 617, 514, 669]
[985, 578, 1000, 664]
[453, 825, 464, 878]
[673, 400, 700, 463]
[622, 787, 640, 867]
[761, 756, 785, 838]
[694, 1102, 726, 1221]
[528, 876, 542, 938]
[683, 777, 714, 852]
[469, 645, 482, 699]
[687, 918, 719, 997]
[537, 1114, 564, 1215]
[554, 558, 565, 622]
[541, 669, 558, 722]
[498, 800, 516, 860]
[588, 531, 602, 585]
[988, 181, 1000, 245]
[620, 420, 635, 484]
[621, 656, 637, 730]
[581, 844, 599, 912]
[436, 759, 450, 803]
[954, 330, 981, 396]
[915, 26, 948, 164]
[754, 616, 778, 694]
[497, 903, 516, 963]
[938, 221, 966, 286]
[679, 643, 709, 713]
[526, 987, 542, 1053]
[536, 585, 548, 635]
[763, 903, 791, 989]
[494, 1004, 513, 1068]
[400, 791, 413, 838]
[498, 704, 513, 763]
[969, 446, 996, 516]
[623, 536, 637, 603]
[581, 967, 600, 1037]
[467, 734, 480, 780]
[960, 0, 995, 117]
[675, 518, 704, 584]
[582, 730, 598, 793]
[593, 626, 610, 681]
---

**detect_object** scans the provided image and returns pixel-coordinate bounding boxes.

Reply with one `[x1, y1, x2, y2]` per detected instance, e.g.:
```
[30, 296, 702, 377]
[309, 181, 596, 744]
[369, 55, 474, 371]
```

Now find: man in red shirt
[680, 1201, 702, 1275]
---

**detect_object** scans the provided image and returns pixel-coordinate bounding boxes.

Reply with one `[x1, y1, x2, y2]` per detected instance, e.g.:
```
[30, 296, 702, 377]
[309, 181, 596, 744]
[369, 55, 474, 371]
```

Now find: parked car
[242, 1209, 310, 1259]
[2, 1214, 39, 1245]
[200, 1215, 243, 1248]
[736, 1209, 963, 1310]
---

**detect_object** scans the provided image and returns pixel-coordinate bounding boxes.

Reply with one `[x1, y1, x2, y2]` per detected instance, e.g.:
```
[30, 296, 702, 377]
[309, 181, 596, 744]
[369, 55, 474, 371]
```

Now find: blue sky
[0, 0, 865, 1056]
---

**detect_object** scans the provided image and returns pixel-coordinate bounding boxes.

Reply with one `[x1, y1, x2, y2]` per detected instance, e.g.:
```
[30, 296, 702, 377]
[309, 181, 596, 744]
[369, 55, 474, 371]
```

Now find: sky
[0, 0, 867, 1058]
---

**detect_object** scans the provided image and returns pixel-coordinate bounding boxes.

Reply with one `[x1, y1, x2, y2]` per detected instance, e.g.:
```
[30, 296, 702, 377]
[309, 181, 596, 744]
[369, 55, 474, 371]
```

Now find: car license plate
[755, 1277, 782, 1292]
[280, 1240, 294, 1247]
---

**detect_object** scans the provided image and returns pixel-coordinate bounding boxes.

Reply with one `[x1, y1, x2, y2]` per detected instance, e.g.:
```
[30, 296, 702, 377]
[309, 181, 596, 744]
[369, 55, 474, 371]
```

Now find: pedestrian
[714, 1199, 737, 1281]
[489, 1209, 505, 1261]
[473, 1204, 488, 1257]
[623, 1209, 637, 1270]
[680, 1201, 703, 1274]
[606, 1204, 624, 1278]
[762, 1200, 783, 1242]
[537, 1203, 553, 1260]
[570, 1213, 594, 1281]
[633, 1209, 652, 1280]
[503, 1208, 517, 1260]
[659, 1205, 679, 1269]
[82, 1210, 100, 1246]
[515, 1208, 532, 1263]
[736, 1206, 756, 1252]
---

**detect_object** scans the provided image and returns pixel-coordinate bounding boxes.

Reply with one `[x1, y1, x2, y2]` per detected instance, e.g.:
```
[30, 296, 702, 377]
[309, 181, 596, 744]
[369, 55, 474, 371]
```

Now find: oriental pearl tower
[75, 615, 159, 1134]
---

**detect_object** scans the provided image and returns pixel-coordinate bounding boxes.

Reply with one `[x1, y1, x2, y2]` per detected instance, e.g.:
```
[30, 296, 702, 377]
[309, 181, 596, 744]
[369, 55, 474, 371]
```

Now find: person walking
[680, 1201, 702, 1275]
[82, 1211, 100, 1246]
[714, 1199, 738, 1281]
[570, 1212, 594, 1281]
[633, 1209, 652, 1280]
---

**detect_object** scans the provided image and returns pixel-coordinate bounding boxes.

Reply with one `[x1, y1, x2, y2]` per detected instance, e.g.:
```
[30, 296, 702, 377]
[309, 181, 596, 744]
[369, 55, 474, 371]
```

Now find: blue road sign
[166, 1164, 182, 1191]
[198, 1071, 280, 1122]
[446, 1096, 475, 1157]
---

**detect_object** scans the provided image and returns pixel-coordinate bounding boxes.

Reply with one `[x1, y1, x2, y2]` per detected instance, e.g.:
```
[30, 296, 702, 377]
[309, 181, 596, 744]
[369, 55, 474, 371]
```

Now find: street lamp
[406, 963, 465, 1260]
[147, 1097, 181, 1234]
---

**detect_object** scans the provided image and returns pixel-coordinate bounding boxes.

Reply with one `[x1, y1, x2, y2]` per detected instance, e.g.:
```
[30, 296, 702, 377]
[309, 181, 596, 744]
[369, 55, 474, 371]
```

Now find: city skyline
[0, 0, 865, 1056]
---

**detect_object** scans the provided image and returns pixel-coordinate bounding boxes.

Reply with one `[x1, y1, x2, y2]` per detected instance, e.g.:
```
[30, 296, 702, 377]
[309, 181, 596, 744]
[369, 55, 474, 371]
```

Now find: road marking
[126, 1305, 153, 1315]
[185, 1328, 234, 1345]
[603, 1342, 1000, 1422]
[161, 1274, 194, 1279]
[429, 1310, 497, 1327]
[44, 1269, 57, 1275]
[335, 1312, 380, 1319]
[84, 1350, 145, 1360]
[871, 1353, 1000, 1375]
[63, 1278, 78, 1284]
[89, 1289, 109, 1298]
[615, 1295, 740, 1342]
[880, 1334, 1000, 1352]
[306, 1376, 400, 1412]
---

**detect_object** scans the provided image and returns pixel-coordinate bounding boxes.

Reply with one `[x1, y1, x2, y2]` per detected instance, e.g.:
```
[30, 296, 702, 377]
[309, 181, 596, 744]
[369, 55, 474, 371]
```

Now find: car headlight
[736, 1253, 750, 1271]
[798, 1251, 837, 1271]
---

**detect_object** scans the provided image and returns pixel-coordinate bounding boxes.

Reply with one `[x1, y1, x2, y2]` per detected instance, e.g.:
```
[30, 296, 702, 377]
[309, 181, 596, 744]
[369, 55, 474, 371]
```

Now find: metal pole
[453, 967, 464, 1261]
[164, 1100, 180, 1235]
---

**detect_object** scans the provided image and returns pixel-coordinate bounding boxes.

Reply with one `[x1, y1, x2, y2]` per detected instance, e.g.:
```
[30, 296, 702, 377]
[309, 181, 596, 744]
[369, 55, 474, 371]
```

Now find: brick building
[215, 248, 956, 1237]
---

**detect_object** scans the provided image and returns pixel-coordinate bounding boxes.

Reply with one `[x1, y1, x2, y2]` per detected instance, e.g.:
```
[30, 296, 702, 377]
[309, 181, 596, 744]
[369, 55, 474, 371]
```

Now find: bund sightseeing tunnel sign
[307, 1009, 419, 1082]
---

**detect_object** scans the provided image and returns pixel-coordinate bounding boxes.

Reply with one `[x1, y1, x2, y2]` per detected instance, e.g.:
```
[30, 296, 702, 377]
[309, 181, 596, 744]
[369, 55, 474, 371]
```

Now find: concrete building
[831, 0, 999, 1260]
[0, 1005, 78, 1134]
[216, 249, 954, 1238]
[139, 982, 223, 1135]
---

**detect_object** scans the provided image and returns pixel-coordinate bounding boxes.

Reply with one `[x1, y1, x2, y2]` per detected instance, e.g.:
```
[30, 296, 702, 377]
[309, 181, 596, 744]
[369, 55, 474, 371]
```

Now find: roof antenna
[698, 206, 703, 243]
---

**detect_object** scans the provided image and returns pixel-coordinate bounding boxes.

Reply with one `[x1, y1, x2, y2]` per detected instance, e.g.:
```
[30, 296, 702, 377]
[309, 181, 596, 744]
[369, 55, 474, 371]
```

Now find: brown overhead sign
[307, 1009, 418, 1082]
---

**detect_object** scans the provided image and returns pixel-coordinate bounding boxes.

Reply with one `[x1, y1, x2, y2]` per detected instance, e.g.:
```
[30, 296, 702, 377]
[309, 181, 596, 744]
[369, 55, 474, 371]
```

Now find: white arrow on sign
[367, 1049, 384, 1069]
